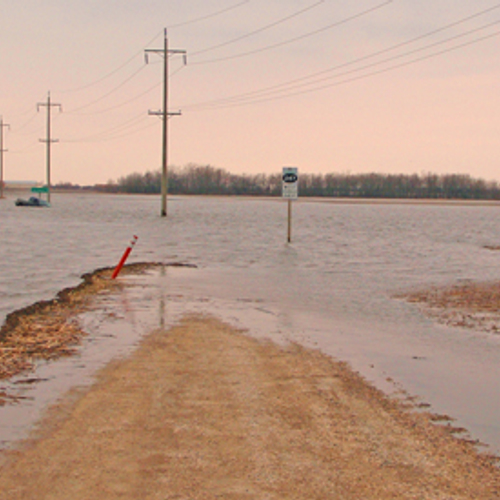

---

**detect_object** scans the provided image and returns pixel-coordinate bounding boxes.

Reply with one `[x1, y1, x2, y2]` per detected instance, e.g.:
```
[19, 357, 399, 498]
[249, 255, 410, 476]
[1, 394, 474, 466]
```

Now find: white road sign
[282, 167, 298, 199]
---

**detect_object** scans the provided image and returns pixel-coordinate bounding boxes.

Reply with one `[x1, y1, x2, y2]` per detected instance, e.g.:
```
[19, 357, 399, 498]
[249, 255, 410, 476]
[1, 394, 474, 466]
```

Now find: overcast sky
[1, 0, 500, 185]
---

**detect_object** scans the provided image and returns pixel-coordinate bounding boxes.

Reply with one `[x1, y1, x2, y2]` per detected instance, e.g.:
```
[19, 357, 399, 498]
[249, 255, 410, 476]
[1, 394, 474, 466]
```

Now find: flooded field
[1, 192, 500, 453]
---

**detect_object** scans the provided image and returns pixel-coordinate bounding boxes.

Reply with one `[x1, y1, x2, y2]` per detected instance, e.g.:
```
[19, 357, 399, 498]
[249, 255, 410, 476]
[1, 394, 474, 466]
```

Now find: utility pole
[145, 29, 186, 217]
[0, 116, 10, 199]
[37, 92, 62, 203]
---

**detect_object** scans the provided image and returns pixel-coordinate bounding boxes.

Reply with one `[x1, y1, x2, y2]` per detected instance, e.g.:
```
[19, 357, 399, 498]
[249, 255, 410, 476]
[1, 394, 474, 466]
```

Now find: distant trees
[102, 164, 500, 200]
[114, 171, 161, 194]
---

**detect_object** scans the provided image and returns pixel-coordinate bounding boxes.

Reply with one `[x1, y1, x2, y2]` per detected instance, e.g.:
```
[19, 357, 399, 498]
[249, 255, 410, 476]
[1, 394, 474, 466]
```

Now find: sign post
[282, 167, 298, 243]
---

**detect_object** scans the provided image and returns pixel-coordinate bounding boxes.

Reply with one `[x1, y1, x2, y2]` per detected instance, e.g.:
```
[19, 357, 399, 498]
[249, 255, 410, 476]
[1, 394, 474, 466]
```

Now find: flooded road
[1, 193, 500, 453]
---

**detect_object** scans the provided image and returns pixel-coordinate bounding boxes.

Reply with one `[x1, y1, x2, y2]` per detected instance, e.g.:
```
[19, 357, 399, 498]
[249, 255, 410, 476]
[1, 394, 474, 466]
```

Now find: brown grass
[399, 281, 500, 333]
[0, 262, 186, 384]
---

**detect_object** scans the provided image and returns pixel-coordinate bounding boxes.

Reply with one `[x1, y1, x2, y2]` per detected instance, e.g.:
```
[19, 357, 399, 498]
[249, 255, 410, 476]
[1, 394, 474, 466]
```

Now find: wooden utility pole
[145, 29, 186, 217]
[38, 92, 62, 203]
[0, 116, 10, 199]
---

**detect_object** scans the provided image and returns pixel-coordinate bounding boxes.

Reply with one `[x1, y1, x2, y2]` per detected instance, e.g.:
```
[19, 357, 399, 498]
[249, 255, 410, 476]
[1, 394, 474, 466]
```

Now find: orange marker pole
[112, 235, 138, 279]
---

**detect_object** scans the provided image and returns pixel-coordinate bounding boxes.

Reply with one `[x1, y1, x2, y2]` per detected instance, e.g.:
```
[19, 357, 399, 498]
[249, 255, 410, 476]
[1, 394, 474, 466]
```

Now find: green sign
[31, 186, 49, 193]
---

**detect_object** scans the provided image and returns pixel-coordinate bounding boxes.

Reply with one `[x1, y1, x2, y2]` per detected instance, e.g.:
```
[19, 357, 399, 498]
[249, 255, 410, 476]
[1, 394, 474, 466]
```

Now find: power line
[56, 29, 164, 94]
[54, 2, 250, 96]
[86, 120, 159, 143]
[65, 65, 147, 114]
[192, 1, 500, 103]
[262, 2, 500, 95]
[186, 26, 500, 111]
[180, 6, 500, 110]
[63, 118, 156, 144]
[62, 111, 149, 143]
[167, 0, 250, 29]
[7, 105, 38, 119]
[190, 0, 325, 57]
[62, 60, 184, 117]
[189, 0, 393, 65]
[68, 80, 162, 116]
[28, 39, 188, 146]
[10, 112, 40, 134]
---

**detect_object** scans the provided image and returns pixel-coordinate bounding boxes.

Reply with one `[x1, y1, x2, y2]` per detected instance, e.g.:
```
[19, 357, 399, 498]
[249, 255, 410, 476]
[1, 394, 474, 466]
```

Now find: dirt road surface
[0, 315, 499, 499]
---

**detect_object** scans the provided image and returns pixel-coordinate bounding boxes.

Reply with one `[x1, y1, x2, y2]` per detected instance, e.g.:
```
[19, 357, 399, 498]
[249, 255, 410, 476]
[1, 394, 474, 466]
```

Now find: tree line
[69, 164, 500, 199]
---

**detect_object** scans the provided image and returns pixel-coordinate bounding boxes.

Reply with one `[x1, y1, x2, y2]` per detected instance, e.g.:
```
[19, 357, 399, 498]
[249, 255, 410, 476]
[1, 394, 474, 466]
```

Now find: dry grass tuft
[397, 281, 500, 333]
[0, 262, 195, 388]
[0, 270, 117, 384]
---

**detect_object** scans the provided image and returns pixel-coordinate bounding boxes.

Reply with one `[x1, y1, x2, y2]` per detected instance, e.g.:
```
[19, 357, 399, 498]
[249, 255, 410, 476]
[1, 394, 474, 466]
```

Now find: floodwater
[1, 193, 500, 454]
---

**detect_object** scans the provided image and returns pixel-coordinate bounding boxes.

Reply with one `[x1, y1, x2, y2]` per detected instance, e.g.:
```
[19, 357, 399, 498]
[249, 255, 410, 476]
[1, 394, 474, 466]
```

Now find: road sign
[282, 167, 298, 200]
